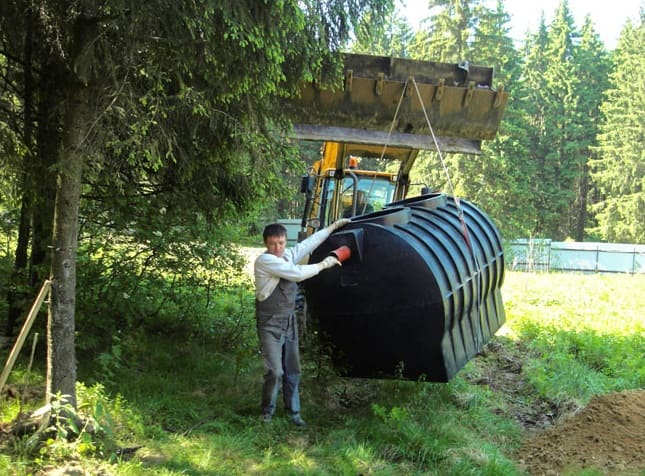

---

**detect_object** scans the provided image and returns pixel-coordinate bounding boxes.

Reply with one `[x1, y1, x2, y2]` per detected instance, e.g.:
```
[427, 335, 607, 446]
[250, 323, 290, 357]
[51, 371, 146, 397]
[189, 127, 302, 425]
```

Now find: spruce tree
[569, 16, 611, 240]
[591, 18, 645, 243]
[464, 0, 535, 238]
[351, 4, 413, 57]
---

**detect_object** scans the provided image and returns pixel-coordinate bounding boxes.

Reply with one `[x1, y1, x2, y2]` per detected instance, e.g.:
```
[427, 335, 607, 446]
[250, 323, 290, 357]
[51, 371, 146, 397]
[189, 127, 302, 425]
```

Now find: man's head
[262, 224, 288, 257]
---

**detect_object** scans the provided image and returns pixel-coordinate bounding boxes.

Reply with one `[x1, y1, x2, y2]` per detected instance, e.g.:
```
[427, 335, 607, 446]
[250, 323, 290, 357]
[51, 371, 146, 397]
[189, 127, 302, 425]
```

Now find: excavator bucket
[284, 53, 508, 154]
[304, 193, 505, 382]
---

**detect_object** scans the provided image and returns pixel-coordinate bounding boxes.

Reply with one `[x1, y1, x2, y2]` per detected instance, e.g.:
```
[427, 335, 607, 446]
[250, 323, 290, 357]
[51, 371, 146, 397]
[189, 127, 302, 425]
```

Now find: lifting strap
[378, 75, 474, 251]
[408, 76, 473, 249]
[407, 76, 485, 350]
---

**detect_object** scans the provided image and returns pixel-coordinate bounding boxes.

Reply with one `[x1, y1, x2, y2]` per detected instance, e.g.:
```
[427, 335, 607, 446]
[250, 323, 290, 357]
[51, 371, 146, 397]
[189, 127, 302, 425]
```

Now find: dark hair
[263, 223, 287, 242]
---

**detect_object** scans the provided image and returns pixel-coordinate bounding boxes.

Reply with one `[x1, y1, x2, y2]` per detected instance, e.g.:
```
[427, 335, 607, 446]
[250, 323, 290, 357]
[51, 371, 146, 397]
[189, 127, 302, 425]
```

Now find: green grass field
[1, 271, 643, 475]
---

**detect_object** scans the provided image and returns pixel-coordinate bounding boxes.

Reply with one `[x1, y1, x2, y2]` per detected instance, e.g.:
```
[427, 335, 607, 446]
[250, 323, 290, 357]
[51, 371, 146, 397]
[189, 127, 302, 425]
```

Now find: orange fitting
[330, 245, 352, 263]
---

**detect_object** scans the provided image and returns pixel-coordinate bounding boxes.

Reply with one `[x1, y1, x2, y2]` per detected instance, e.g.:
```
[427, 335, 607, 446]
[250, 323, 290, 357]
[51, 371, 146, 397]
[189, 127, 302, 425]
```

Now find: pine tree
[460, 0, 535, 238]
[515, 1, 595, 239]
[405, 0, 534, 238]
[0, 0, 393, 408]
[409, 0, 483, 62]
[569, 16, 611, 240]
[351, 4, 414, 57]
[537, 0, 582, 239]
[590, 17, 645, 243]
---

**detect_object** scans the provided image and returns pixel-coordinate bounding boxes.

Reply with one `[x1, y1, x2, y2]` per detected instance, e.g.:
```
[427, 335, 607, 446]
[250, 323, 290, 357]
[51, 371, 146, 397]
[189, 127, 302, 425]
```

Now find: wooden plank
[0, 280, 51, 392]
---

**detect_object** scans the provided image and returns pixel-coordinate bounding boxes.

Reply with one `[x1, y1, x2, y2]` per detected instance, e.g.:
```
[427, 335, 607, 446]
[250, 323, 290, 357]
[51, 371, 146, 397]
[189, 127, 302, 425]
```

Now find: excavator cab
[315, 170, 394, 222]
[299, 141, 417, 238]
[341, 186, 378, 217]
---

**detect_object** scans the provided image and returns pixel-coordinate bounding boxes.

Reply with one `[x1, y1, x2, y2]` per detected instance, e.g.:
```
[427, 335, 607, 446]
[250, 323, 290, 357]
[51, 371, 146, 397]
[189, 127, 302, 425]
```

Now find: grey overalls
[256, 277, 301, 417]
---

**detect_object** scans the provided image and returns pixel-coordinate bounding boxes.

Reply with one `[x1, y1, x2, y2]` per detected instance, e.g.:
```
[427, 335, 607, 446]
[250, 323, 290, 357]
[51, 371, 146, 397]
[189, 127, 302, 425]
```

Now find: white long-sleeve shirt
[254, 227, 332, 302]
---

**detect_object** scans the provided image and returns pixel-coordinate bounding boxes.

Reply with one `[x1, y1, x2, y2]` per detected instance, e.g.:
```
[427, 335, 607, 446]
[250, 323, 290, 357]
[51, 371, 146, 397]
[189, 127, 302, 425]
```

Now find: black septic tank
[304, 193, 505, 382]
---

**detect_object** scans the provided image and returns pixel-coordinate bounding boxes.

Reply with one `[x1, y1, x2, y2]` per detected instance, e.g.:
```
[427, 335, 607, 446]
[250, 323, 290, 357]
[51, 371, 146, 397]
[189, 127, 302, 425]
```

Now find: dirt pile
[517, 389, 645, 475]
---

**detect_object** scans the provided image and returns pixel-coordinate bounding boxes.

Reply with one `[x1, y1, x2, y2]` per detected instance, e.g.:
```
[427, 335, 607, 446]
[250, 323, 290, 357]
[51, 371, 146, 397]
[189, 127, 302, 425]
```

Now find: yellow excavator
[286, 53, 507, 239]
[299, 141, 418, 240]
[283, 53, 509, 382]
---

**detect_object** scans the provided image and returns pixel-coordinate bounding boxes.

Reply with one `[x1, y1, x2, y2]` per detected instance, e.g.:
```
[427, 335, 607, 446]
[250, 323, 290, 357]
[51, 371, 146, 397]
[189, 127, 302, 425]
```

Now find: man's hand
[318, 256, 341, 271]
[328, 218, 351, 232]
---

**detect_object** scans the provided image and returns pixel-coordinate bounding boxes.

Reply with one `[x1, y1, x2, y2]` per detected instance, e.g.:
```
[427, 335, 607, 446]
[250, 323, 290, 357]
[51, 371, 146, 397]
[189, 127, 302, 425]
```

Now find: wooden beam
[0, 280, 51, 393]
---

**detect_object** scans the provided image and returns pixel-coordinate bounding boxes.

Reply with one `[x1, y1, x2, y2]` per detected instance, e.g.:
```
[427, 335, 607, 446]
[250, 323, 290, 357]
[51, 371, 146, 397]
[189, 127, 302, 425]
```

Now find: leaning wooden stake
[0, 280, 51, 393]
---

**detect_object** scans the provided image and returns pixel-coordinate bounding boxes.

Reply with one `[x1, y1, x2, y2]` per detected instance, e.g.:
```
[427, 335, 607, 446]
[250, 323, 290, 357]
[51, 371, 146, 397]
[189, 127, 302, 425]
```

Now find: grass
[1, 271, 644, 475]
[502, 272, 644, 404]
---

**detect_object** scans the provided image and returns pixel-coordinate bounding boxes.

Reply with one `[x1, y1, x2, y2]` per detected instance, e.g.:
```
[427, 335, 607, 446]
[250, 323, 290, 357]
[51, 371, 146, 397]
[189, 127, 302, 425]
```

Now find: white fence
[508, 239, 645, 274]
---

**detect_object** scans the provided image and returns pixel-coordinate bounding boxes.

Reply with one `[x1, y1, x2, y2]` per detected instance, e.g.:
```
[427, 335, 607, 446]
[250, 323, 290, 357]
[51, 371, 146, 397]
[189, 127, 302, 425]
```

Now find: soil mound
[517, 389, 645, 475]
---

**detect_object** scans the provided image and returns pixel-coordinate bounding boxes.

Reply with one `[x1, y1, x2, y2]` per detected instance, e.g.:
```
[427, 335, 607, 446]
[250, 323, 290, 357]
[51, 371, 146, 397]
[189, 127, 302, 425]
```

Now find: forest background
[0, 0, 643, 473]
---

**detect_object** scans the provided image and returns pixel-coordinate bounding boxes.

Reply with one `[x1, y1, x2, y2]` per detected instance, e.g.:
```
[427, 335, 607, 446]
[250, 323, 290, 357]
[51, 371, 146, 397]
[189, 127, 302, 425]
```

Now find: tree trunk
[6, 198, 31, 336]
[6, 7, 35, 337]
[31, 56, 63, 290]
[46, 2, 98, 408]
[573, 163, 589, 242]
[47, 129, 83, 407]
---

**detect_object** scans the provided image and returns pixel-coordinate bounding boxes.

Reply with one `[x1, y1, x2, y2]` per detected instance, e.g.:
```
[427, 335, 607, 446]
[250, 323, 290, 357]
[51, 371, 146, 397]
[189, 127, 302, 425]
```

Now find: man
[342, 190, 374, 218]
[254, 218, 351, 426]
